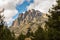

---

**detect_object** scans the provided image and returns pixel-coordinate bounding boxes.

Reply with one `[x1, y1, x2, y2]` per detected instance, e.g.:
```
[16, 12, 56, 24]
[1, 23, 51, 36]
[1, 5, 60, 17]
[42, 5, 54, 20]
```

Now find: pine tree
[18, 34, 26, 40]
[0, 8, 15, 40]
[3, 27, 15, 40]
[45, 0, 60, 40]
[0, 8, 5, 40]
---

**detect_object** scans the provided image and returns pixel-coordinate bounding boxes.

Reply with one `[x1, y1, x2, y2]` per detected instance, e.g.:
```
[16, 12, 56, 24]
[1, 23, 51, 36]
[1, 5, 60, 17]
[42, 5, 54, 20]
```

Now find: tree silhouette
[0, 8, 15, 40]
[45, 0, 60, 40]
[0, 8, 5, 40]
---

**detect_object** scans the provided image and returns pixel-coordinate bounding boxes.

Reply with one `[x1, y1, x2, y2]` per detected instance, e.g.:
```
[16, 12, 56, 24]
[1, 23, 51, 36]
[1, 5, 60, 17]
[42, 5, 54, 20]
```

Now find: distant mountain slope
[9, 9, 48, 37]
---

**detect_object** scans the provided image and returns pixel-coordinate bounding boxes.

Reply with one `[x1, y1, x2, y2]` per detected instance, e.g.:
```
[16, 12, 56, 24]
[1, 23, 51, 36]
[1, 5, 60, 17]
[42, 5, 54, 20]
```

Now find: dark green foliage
[0, 25, 4, 40]
[0, 9, 15, 40]
[32, 27, 45, 40]
[47, 28, 60, 40]
[46, 0, 60, 30]
[26, 27, 33, 37]
[0, 24, 15, 40]
[18, 34, 26, 40]
[2, 28, 15, 40]
[45, 0, 60, 40]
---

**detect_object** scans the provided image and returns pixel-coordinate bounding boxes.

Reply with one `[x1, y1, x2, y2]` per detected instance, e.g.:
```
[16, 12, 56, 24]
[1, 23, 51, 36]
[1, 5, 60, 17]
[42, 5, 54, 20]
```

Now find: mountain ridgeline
[9, 9, 48, 37]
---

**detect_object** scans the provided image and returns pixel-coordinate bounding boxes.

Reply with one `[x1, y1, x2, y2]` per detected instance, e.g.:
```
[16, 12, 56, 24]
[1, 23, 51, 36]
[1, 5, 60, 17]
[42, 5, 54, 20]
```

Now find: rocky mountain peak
[9, 9, 48, 37]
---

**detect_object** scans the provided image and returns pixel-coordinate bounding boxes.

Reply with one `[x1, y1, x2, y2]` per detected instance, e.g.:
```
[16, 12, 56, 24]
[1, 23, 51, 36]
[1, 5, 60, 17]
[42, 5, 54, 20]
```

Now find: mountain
[9, 9, 48, 37]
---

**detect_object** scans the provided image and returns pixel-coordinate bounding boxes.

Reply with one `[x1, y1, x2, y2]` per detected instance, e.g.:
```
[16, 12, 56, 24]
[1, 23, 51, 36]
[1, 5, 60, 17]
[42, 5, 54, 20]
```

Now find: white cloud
[27, 0, 57, 13]
[0, 0, 24, 26]
[4, 9, 18, 18]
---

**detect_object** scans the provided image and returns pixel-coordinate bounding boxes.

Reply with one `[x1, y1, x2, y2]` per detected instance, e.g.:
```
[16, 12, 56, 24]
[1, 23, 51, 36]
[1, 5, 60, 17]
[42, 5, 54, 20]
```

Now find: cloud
[27, 0, 57, 13]
[0, 0, 24, 25]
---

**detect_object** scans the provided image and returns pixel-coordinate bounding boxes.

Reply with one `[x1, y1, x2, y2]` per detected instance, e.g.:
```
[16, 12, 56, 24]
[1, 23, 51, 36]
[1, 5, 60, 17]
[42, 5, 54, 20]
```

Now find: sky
[0, 0, 57, 26]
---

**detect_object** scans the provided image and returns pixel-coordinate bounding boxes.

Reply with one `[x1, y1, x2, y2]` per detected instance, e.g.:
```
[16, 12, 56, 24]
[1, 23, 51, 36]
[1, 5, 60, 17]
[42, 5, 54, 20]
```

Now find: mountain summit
[9, 9, 48, 37]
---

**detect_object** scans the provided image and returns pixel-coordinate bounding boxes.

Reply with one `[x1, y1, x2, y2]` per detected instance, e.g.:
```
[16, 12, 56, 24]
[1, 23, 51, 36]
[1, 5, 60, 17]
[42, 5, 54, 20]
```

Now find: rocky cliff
[9, 9, 48, 37]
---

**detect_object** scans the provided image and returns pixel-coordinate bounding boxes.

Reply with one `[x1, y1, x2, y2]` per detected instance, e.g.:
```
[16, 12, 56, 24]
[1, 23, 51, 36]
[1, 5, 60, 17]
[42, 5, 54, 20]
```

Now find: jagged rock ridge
[9, 9, 48, 37]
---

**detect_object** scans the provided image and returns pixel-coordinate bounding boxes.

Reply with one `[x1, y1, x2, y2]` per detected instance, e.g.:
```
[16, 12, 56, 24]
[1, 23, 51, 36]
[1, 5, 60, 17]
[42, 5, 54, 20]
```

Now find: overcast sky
[0, 0, 57, 26]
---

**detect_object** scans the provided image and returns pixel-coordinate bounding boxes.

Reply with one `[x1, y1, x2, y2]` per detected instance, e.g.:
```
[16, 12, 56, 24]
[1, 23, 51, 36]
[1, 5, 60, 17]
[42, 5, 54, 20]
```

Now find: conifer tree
[0, 8, 5, 40]
[45, 0, 60, 40]
[0, 8, 15, 40]
[18, 34, 26, 40]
